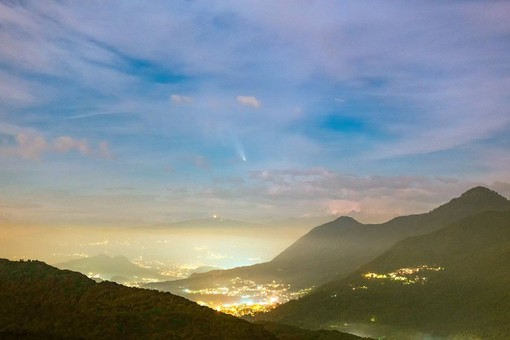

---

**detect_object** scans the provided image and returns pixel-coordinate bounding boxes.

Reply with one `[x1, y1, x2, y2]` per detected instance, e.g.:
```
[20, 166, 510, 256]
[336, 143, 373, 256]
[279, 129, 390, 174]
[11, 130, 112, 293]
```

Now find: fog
[0, 221, 319, 269]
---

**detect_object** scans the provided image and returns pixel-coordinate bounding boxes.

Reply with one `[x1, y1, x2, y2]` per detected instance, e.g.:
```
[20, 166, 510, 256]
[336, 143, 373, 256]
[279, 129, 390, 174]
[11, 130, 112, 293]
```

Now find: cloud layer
[0, 132, 111, 160]
[237, 96, 261, 108]
[0, 1, 509, 226]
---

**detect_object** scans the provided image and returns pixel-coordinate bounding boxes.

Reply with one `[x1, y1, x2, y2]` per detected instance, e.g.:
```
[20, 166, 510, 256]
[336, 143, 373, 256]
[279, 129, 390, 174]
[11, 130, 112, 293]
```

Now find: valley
[6, 187, 508, 338]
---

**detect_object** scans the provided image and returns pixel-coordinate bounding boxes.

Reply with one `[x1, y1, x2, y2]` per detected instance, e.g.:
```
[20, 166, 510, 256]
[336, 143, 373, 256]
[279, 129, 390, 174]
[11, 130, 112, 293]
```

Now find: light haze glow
[1, 1, 510, 266]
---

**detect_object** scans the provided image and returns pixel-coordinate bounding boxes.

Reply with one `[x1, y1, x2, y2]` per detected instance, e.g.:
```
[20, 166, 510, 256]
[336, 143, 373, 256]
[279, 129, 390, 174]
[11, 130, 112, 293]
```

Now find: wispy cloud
[5, 133, 48, 160]
[169, 165, 491, 223]
[236, 96, 261, 108]
[0, 133, 112, 160]
[170, 94, 192, 104]
[0, 70, 34, 104]
[0, 1, 509, 226]
[54, 136, 90, 155]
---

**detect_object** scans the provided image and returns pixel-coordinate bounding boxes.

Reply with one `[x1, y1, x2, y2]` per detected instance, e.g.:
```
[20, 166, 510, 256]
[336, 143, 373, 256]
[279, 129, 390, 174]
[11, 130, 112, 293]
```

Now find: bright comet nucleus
[233, 140, 247, 162]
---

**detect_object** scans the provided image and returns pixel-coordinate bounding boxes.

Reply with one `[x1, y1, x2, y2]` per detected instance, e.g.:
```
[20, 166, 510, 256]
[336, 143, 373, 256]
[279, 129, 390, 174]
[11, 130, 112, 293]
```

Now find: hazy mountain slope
[0, 259, 275, 339]
[55, 254, 162, 284]
[260, 210, 510, 339]
[149, 187, 510, 294]
[268, 186, 510, 285]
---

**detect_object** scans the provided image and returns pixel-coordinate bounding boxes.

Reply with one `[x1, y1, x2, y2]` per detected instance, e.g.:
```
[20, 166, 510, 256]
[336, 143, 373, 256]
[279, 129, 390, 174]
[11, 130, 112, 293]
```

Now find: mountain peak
[333, 215, 361, 225]
[460, 186, 506, 201]
[306, 215, 362, 237]
[455, 186, 509, 207]
[428, 186, 510, 222]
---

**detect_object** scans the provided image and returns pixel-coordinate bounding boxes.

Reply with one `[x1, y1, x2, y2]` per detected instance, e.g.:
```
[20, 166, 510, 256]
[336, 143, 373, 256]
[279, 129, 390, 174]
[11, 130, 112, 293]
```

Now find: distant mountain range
[154, 216, 333, 232]
[153, 217, 265, 230]
[148, 187, 510, 298]
[0, 259, 368, 339]
[269, 186, 510, 286]
[55, 254, 163, 284]
[259, 210, 510, 338]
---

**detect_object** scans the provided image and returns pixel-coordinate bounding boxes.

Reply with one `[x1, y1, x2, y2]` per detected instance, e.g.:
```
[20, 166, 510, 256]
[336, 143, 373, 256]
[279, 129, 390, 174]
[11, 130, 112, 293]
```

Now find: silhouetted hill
[153, 217, 265, 230]
[149, 187, 510, 296]
[55, 254, 163, 284]
[260, 210, 510, 339]
[0, 259, 275, 339]
[0, 259, 368, 339]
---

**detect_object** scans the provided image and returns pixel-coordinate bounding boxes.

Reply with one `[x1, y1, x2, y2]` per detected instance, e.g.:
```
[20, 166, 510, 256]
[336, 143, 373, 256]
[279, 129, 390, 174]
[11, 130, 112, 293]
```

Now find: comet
[239, 149, 247, 162]
[233, 139, 247, 162]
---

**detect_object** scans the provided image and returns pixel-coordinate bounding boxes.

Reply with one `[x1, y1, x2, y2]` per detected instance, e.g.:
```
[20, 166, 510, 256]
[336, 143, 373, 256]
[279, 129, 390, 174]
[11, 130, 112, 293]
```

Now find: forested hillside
[0, 259, 274, 339]
[0, 259, 368, 339]
[260, 211, 510, 339]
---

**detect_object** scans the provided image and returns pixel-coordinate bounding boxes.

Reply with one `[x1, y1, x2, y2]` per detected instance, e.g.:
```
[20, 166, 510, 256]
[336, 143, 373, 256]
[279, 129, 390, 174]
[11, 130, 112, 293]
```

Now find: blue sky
[1, 1, 510, 227]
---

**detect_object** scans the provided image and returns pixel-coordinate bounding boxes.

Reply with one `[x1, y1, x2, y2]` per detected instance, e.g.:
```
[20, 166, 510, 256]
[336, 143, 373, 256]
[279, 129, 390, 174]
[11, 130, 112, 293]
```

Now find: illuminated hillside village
[83, 263, 444, 317]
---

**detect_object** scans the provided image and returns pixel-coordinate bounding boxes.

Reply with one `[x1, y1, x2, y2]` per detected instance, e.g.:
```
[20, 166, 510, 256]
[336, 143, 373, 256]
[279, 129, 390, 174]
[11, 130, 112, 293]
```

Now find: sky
[1, 1, 510, 228]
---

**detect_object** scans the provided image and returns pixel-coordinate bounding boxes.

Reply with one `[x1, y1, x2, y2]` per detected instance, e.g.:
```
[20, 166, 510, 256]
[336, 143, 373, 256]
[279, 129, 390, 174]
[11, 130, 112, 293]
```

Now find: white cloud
[170, 94, 192, 104]
[237, 96, 261, 108]
[0, 132, 111, 160]
[195, 168, 480, 223]
[13, 133, 48, 160]
[326, 200, 361, 215]
[0, 71, 34, 104]
[54, 136, 91, 156]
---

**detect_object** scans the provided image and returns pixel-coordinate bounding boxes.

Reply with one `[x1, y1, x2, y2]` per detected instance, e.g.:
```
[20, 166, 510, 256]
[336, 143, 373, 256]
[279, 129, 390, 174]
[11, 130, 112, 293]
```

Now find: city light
[362, 265, 444, 286]
[181, 277, 313, 316]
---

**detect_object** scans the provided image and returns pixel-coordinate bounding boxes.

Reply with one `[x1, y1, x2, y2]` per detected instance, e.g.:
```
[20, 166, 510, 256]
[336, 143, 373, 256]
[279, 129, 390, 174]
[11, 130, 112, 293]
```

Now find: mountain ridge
[259, 210, 510, 338]
[149, 187, 510, 297]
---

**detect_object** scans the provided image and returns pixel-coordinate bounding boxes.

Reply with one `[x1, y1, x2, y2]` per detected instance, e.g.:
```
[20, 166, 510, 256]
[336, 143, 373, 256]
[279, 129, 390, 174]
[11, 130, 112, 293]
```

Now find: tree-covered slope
[260, 210, 510, 339]
[0, 259, 275, 339]
[0, 259, 370, 339]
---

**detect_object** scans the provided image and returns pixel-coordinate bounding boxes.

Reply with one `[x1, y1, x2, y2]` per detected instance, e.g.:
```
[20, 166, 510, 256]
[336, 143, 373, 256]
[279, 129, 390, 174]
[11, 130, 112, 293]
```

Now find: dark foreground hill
[0, 259, 274, 339]
[149, 187, 510, 296]
[259, 210, 510, 339]
[0, 259, 368, 340]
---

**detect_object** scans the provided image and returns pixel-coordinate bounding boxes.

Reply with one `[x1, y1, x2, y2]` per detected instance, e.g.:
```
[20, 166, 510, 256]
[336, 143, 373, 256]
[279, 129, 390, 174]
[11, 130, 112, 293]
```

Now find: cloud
[326, 200, 361, 215]
[0, 133, 111, 160]
[12, 133, 48, 160]
[0, 70, 34, 104]
[170, 94, 192, 104]
[236, 96, 261, 108]
[54, 136, 91, 156]
[0, 1, 509, 227]
[192, 167, 480, 222]
[2, 1, 508, 163]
